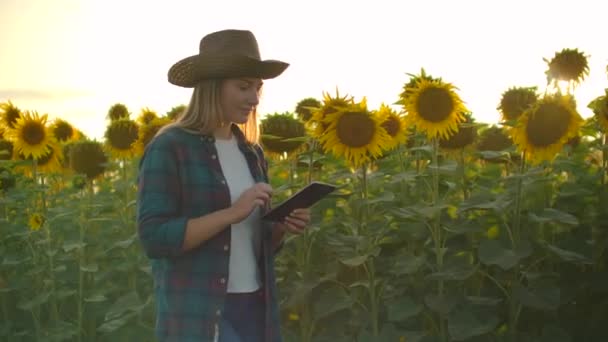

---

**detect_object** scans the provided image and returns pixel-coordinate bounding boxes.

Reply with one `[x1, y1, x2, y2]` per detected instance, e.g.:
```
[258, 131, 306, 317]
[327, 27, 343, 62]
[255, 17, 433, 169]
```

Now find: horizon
[1, 0, 607, 140]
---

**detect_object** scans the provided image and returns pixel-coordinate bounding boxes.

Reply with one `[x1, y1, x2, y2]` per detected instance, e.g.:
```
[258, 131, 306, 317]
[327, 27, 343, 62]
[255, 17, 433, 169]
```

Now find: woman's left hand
[275, 208, 311, 235]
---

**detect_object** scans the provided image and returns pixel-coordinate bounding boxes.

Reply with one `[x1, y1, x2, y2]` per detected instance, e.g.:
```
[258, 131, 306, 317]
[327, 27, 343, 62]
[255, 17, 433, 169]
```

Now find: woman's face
[220, 78, 263, 125]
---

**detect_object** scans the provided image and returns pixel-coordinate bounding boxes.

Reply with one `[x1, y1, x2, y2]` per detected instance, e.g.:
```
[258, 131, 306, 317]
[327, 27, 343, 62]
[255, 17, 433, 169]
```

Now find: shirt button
[223, 244, 229, 251]
[216, 309, 221, 316]
[220, 278, 226, 284]
[220, 180, 226, 185]
[211, 154, 217, 159]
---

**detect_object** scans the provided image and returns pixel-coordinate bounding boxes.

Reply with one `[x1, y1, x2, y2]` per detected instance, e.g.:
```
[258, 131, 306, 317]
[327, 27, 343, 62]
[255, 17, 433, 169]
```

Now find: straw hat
[167, 29, 289, 87]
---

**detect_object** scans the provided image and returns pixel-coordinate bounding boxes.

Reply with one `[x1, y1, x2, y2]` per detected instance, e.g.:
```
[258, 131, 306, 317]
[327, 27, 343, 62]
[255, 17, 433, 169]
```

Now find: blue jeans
[219, 289, 265, 342]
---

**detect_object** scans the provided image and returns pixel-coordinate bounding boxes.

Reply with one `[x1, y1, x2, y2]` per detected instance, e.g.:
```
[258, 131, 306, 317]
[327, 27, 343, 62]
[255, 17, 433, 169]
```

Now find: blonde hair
[157, 79, 259, 142]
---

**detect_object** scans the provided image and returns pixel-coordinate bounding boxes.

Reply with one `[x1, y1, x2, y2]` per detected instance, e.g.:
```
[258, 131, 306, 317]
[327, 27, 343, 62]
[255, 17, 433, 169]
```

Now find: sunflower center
[336, 112, 375, 148]
[22, 122, 45, 145]
[54, 123, 73, 142]
[526, 103, 571, 147]
[416, 87, 454, 122]
[381, 116, 400, 137]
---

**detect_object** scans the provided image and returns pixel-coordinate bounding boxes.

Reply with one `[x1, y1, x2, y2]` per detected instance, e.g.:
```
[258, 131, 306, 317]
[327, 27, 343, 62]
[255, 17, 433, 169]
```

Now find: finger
[289, 211, 311, 223]
[253, 199, 265, 208]
[285, 222, 304, 234]
[256, 182, 273, 194]
[285, 215, 306, 228]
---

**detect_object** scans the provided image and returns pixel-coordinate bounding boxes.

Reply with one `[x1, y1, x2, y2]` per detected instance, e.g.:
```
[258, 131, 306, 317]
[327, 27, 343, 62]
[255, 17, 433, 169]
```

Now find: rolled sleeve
[136, 135, 188, 259]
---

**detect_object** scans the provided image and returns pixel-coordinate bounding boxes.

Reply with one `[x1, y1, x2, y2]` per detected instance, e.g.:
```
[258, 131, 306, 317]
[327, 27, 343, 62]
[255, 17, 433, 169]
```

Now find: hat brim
[168, 54, 289, 87]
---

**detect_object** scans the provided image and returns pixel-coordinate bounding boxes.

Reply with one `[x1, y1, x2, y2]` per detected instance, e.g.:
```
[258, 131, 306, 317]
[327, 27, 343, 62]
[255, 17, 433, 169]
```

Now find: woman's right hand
[229, 182, 273, 223]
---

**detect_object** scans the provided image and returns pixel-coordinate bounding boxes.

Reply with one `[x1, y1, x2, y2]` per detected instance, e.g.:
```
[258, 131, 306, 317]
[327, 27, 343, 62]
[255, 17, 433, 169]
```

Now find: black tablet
[262, 181, 337, 222]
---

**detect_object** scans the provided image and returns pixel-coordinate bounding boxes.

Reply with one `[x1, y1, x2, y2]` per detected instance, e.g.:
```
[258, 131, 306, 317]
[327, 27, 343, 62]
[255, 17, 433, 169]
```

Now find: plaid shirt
[137, 125, 283, 342]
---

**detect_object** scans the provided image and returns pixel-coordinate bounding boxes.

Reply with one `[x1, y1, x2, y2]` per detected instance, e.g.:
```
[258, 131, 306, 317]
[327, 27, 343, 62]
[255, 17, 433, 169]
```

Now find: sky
[1, 0, 607, 140]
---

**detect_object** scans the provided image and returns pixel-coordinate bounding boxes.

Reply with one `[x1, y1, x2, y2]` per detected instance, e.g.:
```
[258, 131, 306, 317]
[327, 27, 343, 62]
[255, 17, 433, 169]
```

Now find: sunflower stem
[431, 138, 447, 342]
[508, 150, 526, 342]
[513, 151, 526, 245]
[307, 138, 316, 184]
[596, 134, 607, 266]
[460, 148, 469, 200]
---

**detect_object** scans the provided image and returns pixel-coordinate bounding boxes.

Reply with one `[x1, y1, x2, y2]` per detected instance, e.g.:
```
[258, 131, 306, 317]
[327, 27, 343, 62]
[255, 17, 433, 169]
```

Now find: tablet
[262, 181, 337, 222]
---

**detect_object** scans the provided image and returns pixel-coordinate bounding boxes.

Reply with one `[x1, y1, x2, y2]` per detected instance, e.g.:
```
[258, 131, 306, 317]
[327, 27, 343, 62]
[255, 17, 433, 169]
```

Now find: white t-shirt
[214, 135, 262, 293]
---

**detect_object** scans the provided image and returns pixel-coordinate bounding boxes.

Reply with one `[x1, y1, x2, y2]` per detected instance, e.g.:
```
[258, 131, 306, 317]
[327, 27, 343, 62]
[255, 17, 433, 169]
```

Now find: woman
[137, 29, 311, 342]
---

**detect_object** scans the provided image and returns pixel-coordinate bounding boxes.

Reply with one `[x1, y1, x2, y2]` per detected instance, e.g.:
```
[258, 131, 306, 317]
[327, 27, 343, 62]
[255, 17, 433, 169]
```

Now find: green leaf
[512, 283, 560, 311]
[391, 254, 426, 275]
[424, 294, 460, 315]
[427, 160, 459, 175]
[476, 150, 510, 161]
[340, 254, 369, 267]
[368, 191, 395, 204]
[84, 294, 108, 303]
[97, 312, 137, 334]
[458, 193, 511, 212]
[427, 264, 477, 281]
[478, 239, 532, 270]
[62, 241, 87, 252]
[529, 208, 579, 226]
[17, 291, 51, 310]
[540, 324, 572, 342]
[105, 291, 145, 321]
[387, 296, 422, 321]
[312, 286, 353, 321]
[545, 244, 592, 264]
[80, 263, 98, 272]
[448, 306, 499, 341]
[466, 296, 502, 306]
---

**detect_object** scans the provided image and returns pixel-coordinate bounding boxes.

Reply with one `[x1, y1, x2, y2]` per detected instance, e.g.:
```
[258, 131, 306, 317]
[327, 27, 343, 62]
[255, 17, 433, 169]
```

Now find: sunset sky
[1, 0, 607, 139]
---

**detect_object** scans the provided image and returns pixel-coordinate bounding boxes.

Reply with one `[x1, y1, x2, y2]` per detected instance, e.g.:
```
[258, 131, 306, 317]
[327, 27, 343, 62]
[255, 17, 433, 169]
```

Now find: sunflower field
[1, 48, 607, 342]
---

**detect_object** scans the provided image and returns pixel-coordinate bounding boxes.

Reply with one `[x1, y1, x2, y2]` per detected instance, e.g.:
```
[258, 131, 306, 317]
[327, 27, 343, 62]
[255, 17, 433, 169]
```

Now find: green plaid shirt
[136, 125, 283, 342]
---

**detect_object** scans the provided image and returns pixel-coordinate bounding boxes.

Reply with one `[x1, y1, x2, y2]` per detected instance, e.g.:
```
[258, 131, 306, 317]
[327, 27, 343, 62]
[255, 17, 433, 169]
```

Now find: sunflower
[511, 93, 583, 164]
[295, 97, 321, 123]
[33, 142, 63, 174]
[475, 126, 517, 163]
[587, 89, 608, 132]
[68, 140, 108, 180]
[260, 112, 307, 159]
[6, 111, 54, 160]
[107, 103, 130, 121]
[397, 68, 441, 105]
[104, 118, 139, 159]
[476, 126, 513, 152]
[28, 213, 45, 231]
[319, 99, 392, 168]
[439, 113, 477, 150]
[1, 101, 22, 129]
[0, 139, 13, 160]
[498, 86, 538, 123]
[137, 108, 159, 125]
[51, 118, 76, 142]
[137, 117, 171, 152]
[310, 89, 353, 139]
[376, 103, 408, 150]
[544, 48, 589, 88]
[401, 78, 468, 140]
[15, 141, 63, 175]
[166, 104, 186, 120]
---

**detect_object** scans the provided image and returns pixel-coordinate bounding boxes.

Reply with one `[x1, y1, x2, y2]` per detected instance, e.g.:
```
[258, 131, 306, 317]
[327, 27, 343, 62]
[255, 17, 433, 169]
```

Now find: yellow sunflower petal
[319, 100, 392, 168]
[6, 111, 54, 160]
[402, 78, 468, 140]
[511, 93, 583, 164]
[376, 103, 408, 150]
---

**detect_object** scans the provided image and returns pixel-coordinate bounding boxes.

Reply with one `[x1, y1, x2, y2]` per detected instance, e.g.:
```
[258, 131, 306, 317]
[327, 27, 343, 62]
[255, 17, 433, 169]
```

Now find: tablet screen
[262, 181, 337, 222]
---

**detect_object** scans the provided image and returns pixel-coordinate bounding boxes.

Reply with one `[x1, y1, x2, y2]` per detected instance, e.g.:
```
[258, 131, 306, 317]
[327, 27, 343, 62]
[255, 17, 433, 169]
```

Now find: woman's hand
[229, 182, 273, 223]
[275, 208, 312, 235]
